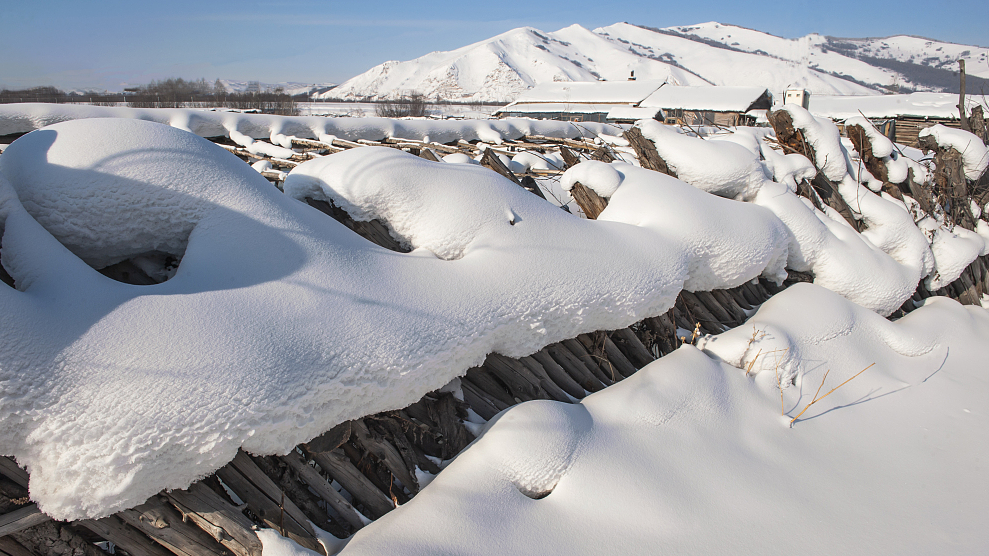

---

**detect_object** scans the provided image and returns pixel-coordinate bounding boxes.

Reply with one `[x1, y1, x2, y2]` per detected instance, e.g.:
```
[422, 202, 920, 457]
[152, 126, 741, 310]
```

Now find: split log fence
[2, 118, 988, 556]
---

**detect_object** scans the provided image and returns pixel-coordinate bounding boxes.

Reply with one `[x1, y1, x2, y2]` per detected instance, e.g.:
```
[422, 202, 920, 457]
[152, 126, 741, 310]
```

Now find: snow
[1, 118, 791, 520]
[810, 92, 989, 121]
[918, 124, 989, 181]
[333, 284, 989, 555]
[510, 81, 665, 104]
[639, 85, 770, 112]
[0, 104, 623, 146]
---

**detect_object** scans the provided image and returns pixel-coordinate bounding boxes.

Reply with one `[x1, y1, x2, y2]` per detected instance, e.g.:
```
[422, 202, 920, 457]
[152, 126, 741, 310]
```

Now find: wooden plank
[117, 497, 234, 556]
[213, 459, 321, 554]
[279, 451, 366, 531]
[304, 449, 395, 521]
[569, 182, 608, 219]
[463, 367, 517, 406]
[76, 516, 174, 556]
[609, 328, 655, 368]
[523, 352, 585, 400]
[163, 483, 263, 556]
[0, 537, 36, 556]
[0, 458, 29, 489]
[561, 338, 614, 386]
[0, 505, 50, 537]
[350, 420, 419, 494]
[225, 453, 320, 546]
[545, 342, 606, 391]
[459, 378, 508, 420]
[517, 356, 574, 402]
[623, 127, 675, 177]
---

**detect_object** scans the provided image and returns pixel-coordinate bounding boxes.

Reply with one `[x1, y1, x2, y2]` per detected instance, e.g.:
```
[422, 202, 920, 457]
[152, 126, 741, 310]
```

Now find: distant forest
[0, 78, 303, 115]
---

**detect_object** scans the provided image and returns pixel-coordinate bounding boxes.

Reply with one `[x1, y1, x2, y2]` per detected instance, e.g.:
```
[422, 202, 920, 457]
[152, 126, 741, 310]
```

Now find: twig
[789, 363, 875, 425]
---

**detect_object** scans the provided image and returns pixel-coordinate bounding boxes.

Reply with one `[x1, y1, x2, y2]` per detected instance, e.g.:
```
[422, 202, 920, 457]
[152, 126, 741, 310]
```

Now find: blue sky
[2, 0, 986, 91]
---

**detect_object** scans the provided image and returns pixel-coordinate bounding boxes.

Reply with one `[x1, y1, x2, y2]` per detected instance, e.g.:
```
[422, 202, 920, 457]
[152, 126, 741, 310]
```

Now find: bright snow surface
[0, 118, 790, 519]
[333, 285, 989, 555]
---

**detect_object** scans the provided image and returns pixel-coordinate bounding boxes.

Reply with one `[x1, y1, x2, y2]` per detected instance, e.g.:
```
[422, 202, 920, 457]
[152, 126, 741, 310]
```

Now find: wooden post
[623, 127, 676, 177]
[959, 60, 970, 132]
[569, 181, 609, 219]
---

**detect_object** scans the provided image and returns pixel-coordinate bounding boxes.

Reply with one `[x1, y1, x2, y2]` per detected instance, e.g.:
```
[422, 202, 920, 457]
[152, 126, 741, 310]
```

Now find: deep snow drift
[333, 285, 989, 555]
[0, 118, 789, 519]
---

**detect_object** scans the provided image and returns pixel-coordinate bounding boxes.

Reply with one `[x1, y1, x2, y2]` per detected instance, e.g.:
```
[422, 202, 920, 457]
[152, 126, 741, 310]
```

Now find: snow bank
[335, 285, 989, 555]
[0, 119, 790, 519]
[0, 104, 621, 146]
[918, 124, 989, 181]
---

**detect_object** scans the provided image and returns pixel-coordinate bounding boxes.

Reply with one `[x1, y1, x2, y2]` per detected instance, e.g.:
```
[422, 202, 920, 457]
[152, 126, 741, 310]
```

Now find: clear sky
[2, 0, 986, 91]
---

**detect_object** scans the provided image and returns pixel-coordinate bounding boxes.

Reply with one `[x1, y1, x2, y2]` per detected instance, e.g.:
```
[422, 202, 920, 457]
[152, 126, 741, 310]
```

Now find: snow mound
[335, 284, 989, 555]
[1, 119, 795, 519]
[919, 124, 989, 181]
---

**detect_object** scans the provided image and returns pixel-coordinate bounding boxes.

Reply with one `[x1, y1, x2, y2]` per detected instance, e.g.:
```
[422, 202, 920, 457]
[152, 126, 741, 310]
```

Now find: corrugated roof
[508, 80, 667, 105]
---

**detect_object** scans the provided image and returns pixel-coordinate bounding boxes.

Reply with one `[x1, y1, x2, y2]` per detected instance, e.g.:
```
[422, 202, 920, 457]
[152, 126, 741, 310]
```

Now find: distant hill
[319, 21, 986, 103]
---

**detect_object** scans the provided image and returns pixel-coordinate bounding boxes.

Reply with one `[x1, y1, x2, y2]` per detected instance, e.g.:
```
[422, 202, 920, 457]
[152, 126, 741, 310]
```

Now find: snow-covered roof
[509, 80, 667, 105]
[809, 92, 989, 121]
[498, 102, 633, 115]
[606, 106, 664, 120]
[640, 86, 772, 113]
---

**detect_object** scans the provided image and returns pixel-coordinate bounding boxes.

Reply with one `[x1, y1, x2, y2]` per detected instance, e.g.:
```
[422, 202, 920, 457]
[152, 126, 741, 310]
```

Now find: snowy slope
[668, 21, 989, 88]
[596, 23, 878, 96]
[219, 80, 336, 96]
[321, 25, 708, 103]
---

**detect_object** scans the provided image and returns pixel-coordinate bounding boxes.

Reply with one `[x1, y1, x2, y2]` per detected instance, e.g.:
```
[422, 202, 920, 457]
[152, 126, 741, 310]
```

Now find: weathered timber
[304, 197, 409, 252]
[9, 521, 104, 556]
[0, 460, 28, 489]
[810, 173, 863, 231]
[0, 506, 50, 538]
[366, 414, 441, 475]
[163, 482, 263, 556]
[0, 536, 36, 556]
[305, 422, 352, 454]
[541, 343, 601, 392]
[459, 377, 509, 420]
[479, 149, 548, 200]
[517, 356, 573, 402]
[76, 516, 174, 556]
[623, 127, 675, 177]
[521, 136, 598, 151]
[483, 354, 549, 402]
[278, 451, 366, 531]
[609, 328, 655, 368]
[569, 182, 609, 219]
[117, 497, 234, 556]
[677, 291, 724, 334]
[302, 449, 394, 521]
[464, 367, 517, 406]
[350, 420, 419, 494]
[919, 135, 976, 230]
[559, 146, 581, 168]
[847, 124, 888, 183]
[581, 333, 637, 379]
[560, 339, 615, 387]
[589, 145, 616, 163]
[523, 353, 585, 400]
[213, 454, 322, 554]
[693, 290, 735, 326]
[418, 148, 441, 162]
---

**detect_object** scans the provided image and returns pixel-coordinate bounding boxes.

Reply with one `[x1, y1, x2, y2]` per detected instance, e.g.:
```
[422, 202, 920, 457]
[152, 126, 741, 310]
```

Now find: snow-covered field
[1, 103, 988, 554]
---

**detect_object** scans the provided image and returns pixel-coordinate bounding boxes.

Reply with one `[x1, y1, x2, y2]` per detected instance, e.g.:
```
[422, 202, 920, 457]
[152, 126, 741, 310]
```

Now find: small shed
[809, 92, 989, 147]
[639, 86, 773, 127]
[495, 81, 667, 123]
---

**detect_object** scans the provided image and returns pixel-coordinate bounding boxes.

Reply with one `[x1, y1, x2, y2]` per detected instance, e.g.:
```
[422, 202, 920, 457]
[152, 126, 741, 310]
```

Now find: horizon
[3, 0, 987, 92]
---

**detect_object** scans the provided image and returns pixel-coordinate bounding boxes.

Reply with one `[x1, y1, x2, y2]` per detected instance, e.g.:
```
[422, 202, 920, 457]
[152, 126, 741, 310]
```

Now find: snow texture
[334, 284, 989, 556]
[0, 118, 789, 520]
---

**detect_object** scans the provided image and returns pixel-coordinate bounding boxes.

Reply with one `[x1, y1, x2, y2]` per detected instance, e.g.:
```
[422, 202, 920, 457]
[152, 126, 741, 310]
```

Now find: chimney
[628, 71, 636, 81]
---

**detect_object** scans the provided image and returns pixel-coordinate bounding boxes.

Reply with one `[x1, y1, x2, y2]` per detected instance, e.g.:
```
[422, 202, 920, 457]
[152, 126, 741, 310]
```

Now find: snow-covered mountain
[321, 22, 986, 103]
[666, 22, 989, 90]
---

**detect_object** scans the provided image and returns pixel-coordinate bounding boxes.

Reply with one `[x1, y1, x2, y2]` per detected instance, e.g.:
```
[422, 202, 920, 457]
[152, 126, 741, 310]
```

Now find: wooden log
[302, 449, 394, 521]
[521, 135, 598, 151]
[560, 339, 614, 387]
[526, 351, 585, 399]
[598, 335, 638, 379]
[0, 536, 36, 556]
[424, 393, 475, 458]
[0, 506, 50, 537]
[725, 286, 753, 311]
[711, 289, 748, 324]
[305, 422, 352, 454]
[480, 149, 548, 200]
[569, 182, 609, 220]
[0, 459, 28, 489]
[365, 415, 441, 475]
[418, 148, 441, 162]
[459, 377, 508, 420]
[483, 354, 548, 401]
[163, 482, 263, 556]
[9, 522, 103, 556]
[518, 356, 574, 402]
[589, 145, 615, 163]
[117, 497, 235, 556]
[692, 290, 735, 326]
[304, 197, 409, 253]
[540, 343, 602, 392]
[77, 516, 175, 556]
[559, 146, 581, 169]
[623, 127, 675, 177]
[678, 291, 725, 333]
[609, 328, 654, 368]
[464, 367, 517, 406]
[811, 173, 863, 231]
[214, 454, 322, 554]
[738, 282, 762, 306]
[279, 451, 366, 531]
[350, 420, 419, 494]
